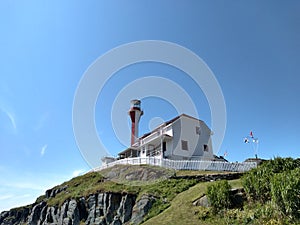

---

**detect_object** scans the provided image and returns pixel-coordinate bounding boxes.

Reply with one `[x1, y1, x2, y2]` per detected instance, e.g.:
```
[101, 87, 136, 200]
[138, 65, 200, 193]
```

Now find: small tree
[206, 180, 232, 213]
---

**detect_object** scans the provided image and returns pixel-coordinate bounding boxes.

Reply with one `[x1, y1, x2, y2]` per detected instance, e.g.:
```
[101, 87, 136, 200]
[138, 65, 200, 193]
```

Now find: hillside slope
[143, 179, 241, 225]
[0, 165, 241, 225]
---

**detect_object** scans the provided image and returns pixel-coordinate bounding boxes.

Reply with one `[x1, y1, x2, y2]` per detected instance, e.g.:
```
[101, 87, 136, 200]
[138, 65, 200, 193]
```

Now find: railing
[94, 157, 257, 172]
[146, 145, 162, 157]
[136, 124, 173, 147]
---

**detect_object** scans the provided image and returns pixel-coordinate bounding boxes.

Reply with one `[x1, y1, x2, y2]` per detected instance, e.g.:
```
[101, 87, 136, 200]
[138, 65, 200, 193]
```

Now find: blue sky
[0, 1, 299, 212]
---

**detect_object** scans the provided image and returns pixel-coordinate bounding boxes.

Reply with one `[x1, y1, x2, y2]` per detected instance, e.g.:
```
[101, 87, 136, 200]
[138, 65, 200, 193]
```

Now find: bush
[263, 157, 300, 173]
[271, 168, 300, 219]
[242, 157, 300, 203]
[242, 166, 272, 202]
[206, 180, 232, 212]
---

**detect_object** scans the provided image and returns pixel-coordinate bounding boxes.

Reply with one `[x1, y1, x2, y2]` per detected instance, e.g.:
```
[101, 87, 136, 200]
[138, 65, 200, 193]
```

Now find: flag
[250, 131, 254, 138]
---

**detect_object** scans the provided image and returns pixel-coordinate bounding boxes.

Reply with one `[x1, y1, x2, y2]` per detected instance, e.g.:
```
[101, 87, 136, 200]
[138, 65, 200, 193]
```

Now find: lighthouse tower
[129, 99, 143, 146]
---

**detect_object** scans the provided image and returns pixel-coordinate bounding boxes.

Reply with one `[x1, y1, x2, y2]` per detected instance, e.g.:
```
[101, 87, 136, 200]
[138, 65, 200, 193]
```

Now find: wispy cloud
[34, 112, 49, 131]
[0, 195, 14, 201]
[0, 107, 17, 132]
[1, 180, 47, 191]
[0, 167, 88, 212]
[0, 193, 36, 212]
[72, 169, 85, 177]
[40, 144, 47, 156]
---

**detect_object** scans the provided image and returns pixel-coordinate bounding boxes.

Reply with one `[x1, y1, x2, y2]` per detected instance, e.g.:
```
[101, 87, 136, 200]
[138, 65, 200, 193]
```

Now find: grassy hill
[28, 164, 242, 224]
[2, 158, 300, 225]
[143, 179, 242, 225]
[143, 157, 300, 225]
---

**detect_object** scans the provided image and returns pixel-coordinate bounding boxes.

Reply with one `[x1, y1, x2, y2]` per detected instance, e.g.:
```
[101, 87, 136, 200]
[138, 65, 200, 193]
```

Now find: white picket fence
[94, 157, 257, 172]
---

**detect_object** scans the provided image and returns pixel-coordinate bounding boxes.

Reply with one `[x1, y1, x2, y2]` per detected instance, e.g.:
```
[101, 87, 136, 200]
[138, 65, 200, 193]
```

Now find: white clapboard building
[116, 100, 214, 161]
[100, 100, 258, 172]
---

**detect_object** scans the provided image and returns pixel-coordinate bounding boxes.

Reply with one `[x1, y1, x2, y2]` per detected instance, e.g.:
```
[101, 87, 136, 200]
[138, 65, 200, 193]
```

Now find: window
[181, 140, 188, 151]
[203, 144, 209, 152]
[196, 126, 201, 135]
[163, 142, 166, 151]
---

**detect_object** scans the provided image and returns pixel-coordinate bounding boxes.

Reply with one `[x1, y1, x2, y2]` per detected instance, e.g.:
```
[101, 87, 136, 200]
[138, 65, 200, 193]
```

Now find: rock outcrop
[0, 205, 31, 225]
[45, 185, 68, 199]
[0, 192, 154, 225]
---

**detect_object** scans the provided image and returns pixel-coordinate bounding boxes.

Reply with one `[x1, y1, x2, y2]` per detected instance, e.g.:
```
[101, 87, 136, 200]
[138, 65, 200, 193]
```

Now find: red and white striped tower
[128, 99, 143, 146]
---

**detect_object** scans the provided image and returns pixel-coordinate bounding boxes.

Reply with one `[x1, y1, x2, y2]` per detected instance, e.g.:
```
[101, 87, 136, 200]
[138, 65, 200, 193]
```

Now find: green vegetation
[196, 157, 300, 225]
[175, 170, 234, 176]
[271, 167, 300, 219]
[39, 164, 197, 222]
[242, 157, 300, 222]
[45, 172, 139, 206]
[145, 158, 300, 225]
[242, 157, 300, 203]
[143, 179, 242, 225]
[33, 158, 300, 224]
[142, 178, 197, 221]
[206, 180, 232, 212]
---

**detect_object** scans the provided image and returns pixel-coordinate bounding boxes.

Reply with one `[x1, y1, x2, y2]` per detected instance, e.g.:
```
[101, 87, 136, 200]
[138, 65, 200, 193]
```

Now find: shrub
[206, 180, 232, 213]
[242, 166, 272, 202]
[271, 168, 300, 219]
[262, 157, 300, 173]
[242, 157, 300, 203]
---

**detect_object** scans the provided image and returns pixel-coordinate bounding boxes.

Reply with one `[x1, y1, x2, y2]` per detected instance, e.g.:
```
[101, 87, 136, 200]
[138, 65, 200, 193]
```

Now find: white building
[98, 100, 259, 171]
[118, 113, 214, 161]
[101, 100, 215, 166]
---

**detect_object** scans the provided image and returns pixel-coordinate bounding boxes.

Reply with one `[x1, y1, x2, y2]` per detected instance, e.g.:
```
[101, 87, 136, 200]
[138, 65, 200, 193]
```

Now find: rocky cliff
[0, 165, 170, 225]
[0, 191, 154, 225]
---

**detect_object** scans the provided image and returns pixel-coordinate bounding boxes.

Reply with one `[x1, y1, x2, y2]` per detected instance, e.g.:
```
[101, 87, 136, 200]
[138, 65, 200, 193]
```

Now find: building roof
[118, 147, 138, 155]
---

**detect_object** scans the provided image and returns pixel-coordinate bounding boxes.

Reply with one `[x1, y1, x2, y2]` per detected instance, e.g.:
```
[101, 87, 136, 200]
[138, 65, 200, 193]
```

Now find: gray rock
[28, 202, 46, 225]
[193, 195, 210, 207]
[58, 201, 69, 225]
[111, 217, 122, 225]
[231, 188, 246, 208]
[43, 207, 54, 224]
[106, 193, 122, 224]
[0, 211, 8, 224]
[78, 197, 88, 222]
[86, 195, 97, 224]
[38, 204, 48, 225]
[131, 195, 155, 224]
[117, 194, 135, 223]
[0, 206, 30, 225]
[67, 199, 79, 225]
[1, 192, 153, 225]
[45, 185, 68, 199]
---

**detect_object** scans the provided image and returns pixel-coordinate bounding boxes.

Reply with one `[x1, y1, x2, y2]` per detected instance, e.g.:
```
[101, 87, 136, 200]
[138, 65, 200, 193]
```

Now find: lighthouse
[128, 99, 143, 146]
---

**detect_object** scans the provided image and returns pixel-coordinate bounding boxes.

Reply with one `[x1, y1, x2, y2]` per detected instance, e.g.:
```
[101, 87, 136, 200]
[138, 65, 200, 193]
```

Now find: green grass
[142, 179, 242, 225]
[141, 178, 198, 221]
[46, 172, 139, 206]
[175, 170, 239, 176]
[41, 165, 196, 208]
